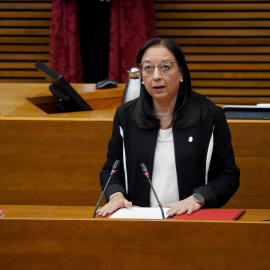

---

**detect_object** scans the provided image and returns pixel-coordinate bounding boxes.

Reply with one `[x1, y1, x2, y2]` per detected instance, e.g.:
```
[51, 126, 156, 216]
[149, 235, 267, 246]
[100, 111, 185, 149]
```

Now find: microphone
[93, 160, 120, 218]
[140, 163, 165, 219]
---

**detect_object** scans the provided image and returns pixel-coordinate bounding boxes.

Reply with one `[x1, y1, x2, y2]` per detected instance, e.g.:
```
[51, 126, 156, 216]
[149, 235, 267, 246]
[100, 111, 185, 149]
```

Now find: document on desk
[108, 206, 169, 219]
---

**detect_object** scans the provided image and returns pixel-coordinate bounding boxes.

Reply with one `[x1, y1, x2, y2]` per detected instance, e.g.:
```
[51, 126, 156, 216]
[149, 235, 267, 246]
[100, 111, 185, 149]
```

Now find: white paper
[256, 103, 270, 108]
[108, 206, 169, 219]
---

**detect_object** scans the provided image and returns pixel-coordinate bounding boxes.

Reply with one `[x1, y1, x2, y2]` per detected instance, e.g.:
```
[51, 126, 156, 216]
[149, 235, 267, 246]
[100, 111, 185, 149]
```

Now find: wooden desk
[1, 118, 269, 208]
[0, 83, 121, 206]
[0, 205, 269, 270]
[1, 83, 269, 118]
[0, 83, 270, 208]
[0, 205, 269, 222]
[0, 83, 124, 118]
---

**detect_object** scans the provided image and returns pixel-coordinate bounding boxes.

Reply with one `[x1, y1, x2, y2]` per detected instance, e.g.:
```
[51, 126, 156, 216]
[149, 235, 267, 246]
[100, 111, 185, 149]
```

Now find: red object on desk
[172, 209, 245, 221]
[0, 209, 7, 217]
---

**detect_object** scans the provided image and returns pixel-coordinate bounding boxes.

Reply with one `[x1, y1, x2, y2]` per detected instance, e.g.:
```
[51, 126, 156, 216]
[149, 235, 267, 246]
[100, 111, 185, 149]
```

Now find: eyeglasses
[138, 61, 178, 76]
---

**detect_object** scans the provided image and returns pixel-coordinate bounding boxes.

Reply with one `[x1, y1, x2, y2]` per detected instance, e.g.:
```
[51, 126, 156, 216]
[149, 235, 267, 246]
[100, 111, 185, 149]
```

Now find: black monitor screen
[35, 61, 92, 113]
[223, 105, 270, 120]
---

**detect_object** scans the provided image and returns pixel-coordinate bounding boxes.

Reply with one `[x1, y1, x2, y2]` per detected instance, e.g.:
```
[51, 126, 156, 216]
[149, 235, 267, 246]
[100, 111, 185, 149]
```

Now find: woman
[97, 38, 240, 217]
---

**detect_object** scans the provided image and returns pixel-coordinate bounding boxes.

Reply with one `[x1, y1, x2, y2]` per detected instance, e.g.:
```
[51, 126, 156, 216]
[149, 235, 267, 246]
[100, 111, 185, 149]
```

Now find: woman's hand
[163, 195, 204, 216]
[96, 192, 132, 217]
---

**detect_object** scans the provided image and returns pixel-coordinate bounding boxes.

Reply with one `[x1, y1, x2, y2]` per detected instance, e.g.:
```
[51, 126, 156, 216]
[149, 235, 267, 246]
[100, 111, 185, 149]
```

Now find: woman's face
[140, 45, 182, 105]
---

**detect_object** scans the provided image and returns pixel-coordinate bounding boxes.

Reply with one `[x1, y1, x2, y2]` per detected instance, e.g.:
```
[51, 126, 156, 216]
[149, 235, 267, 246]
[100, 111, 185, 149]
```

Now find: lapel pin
[188, 136, 193, 142]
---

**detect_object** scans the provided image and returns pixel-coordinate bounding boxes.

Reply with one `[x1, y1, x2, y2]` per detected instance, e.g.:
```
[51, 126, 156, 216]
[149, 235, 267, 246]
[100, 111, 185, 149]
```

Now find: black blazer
[100, 99, 240, 208]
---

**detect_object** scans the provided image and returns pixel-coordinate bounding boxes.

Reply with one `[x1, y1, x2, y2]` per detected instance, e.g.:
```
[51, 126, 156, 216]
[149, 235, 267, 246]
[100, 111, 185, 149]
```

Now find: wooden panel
[0, 78, 48, 83]
[225, 121, 270, 208]
[0, 62, 49, 68]
[155, 0, 270, 2]
[0, 29, 50, 35]
[154, 0, 270, 97]
[1, 205, 269, 221]
[211, 97, 270, 105]
[157, 29, 270, 36]
[0, 190, 94, 206]
[155, 12, 270, 20]
[196, 88, 270, 106]
[226, 193, 270, 209]
[189, 63, 270, 70]
[0, 3, 52, 9]
[196, 89, 270, 96]
[1, 0, 47, 1]
[0, 19, 51, 27]
[0, 212, 269, 270]
[0, 115, 269, 209]
[173, 37, 270, 45]
[0, 69, 47, 78]
[185, 46, 270, 54]
[155, 3, 270, 10]
[0, 37, 50, 44]
[192, 80, 270, 88]
[186, 55, 270, 62]
[156, 21, 270, 28]
[0, 45, 49, 53]
[2, 0, 270, 91]
[191, 72, 270, 80]
[228, 121, 270, 157]
[235, 158, 270, 193]
[0, 53, 49, 59]
[0, 11, 51, 18]
[0, 119, 113, 206]
[0, 0, 52, 83]
[225, 157, 270, 208]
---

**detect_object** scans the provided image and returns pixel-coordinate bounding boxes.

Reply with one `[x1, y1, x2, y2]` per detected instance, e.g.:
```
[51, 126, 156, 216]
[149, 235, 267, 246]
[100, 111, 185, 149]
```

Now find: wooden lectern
[0, 205, 269, 270]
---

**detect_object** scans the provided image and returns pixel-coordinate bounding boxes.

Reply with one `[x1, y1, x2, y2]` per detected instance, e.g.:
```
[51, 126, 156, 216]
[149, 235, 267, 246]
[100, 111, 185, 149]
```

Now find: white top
[150, 128, 179, 207]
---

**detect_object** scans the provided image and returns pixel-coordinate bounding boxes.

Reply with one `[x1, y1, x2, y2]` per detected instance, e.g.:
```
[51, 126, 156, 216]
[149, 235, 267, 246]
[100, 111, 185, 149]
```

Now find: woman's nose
[152, 66, 162, 80]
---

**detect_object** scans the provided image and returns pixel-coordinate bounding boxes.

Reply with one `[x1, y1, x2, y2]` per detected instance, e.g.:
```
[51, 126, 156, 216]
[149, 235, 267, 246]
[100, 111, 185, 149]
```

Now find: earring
[181, 78, 183, 82]
[142, 81, 144, 84]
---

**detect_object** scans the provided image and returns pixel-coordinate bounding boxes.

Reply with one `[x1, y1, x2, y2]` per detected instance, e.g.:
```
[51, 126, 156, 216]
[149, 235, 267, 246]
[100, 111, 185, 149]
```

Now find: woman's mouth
[153, 86, 165, 91]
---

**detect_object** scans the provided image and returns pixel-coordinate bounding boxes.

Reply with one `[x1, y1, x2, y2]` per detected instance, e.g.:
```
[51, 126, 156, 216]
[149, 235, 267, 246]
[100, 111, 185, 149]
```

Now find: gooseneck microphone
[140, 163, 165, 219]
[93, 160, 120, 218]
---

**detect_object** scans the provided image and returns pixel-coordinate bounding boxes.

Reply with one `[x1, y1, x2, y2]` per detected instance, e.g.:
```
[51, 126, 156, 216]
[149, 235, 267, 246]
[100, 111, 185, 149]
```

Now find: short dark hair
[129, 37, 207, 130]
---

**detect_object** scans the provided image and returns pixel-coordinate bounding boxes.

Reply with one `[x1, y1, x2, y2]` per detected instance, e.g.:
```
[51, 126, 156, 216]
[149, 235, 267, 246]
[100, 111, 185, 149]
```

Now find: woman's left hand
[163, 196, 204, 216]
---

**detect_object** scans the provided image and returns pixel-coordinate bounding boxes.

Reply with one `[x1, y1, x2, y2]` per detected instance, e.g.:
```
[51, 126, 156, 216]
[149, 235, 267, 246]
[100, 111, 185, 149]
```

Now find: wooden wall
[154, 0, 270, 103]
[1, 0, 270, 99]
[0, 0, 51, 82]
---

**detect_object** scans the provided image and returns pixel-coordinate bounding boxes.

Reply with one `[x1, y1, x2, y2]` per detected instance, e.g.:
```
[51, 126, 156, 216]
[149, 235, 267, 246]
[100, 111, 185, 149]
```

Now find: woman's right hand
[96, 192, 132, 217]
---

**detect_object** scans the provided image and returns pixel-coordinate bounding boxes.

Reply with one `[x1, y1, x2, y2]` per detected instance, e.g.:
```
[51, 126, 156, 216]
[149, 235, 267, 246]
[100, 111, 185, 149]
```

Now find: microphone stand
[141, 163, 165, 219]
[93, 160, 120, 218]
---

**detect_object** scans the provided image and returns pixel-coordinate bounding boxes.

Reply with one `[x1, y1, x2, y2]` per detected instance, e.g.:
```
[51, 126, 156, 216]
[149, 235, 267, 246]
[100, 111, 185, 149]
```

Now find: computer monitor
[35, 61, 92, 113]
[223, 105, 270, 120]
